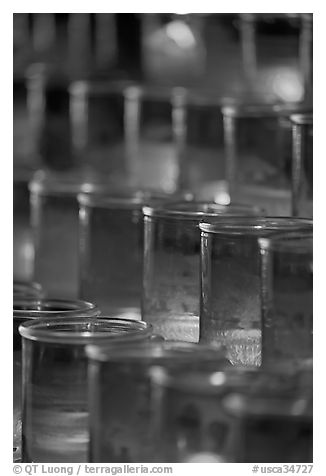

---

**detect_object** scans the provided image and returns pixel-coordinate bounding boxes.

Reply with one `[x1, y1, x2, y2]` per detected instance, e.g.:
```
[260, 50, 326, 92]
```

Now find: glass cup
[86, 340, 228, 463]
[150, 365, 261, 462]
[221, 102, 312, 216]
[199, 217, 313, 366]
[123, 85, 180, 192]
[29, 168, 107, 298]
[142, 201, 262, 342]
[290, 113, 313, 218]
[69, 79, 132, 179]
[78, 189, 192, 320]
[25, 63, 74, 171]
[151, 364, 312, 463]
[223, 367, 313, 463]
[19, 316, 153, 463]
[259, 231, 313, 367]
[171, 89, 227, 192]
[13, 298, 99, 462]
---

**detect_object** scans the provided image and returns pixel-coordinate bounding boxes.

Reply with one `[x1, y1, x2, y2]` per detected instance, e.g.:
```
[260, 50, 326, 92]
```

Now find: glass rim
[28, 170, 111, 197]
[86, 340, 226, 363]
[13, 298, 98, 318]
[150, 366, 260, 395]
[220, 102, 310, 119]
[222, 391, 312, 418]
[258, 231, 313, 252]
[18, 317, 152, 344]
[69, 79, 134, 97]
[78, 190, 193, 209]
[123, 84, 175, 102]
[150, 365, 312, 399]
[143, 201, 263, 220]
[199, 217, 313, 235]
[290, 113, 313, 126]
[221, 100, 312, 118]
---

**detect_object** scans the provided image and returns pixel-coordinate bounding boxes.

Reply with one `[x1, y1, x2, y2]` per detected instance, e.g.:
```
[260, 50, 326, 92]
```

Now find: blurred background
[13, 13, 313, 282]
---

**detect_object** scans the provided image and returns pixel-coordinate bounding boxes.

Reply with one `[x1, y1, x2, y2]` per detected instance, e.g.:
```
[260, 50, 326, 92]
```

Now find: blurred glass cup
[26, 63, 74, 171]
[150, 366, 260, 462]
[223, 367, 312, 463]
[221, 102, 311, 216]
[69, 79, 132, 179]
[259, 231, 313, 367]
[199, 217, 313, 366]
[19, 316, 153, 463]
[124, 85, 181, 192]
[290, 113, 313, 218]
[13, 298, 99, 462]
[151, 364, 312, 463]
[86, 340, 228, 463]
[142, 201, 262, 342]
[171, 89, 228, 191]
[78, 189, 191, 320]
[29, 169, 107, 298]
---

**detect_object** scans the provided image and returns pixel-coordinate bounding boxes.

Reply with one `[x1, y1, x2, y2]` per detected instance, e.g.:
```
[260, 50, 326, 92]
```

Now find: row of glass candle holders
[27, 171, 313, 354]
[13, 179, 313, 463]
[14, 294, 312, 464]
[15, 74, 313, 217]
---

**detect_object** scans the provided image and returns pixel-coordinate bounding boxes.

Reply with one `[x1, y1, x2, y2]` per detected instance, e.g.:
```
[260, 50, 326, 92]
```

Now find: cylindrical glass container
[25, 63, 74, 171]
[223, 369, 312, 463]
[29, 169, 105, 298]
[199, 217, 313, 366]
[142, 201, 262, 342]
[13, 298, 99, 462]
[123, 85, 179, 192]
[222, 102, 311, 215]
[171, 90, 227, 191]
[78, 190, 191, 320]
[150, 366, 260, 462]
[290, 113, 313, 218]
[152, 365, 312, 463]
[69, 79, 132, 179]
[19, 316, 153, 463]
[259, 231, 313, 366]
[13, 78, 35, 168]
[86, 340, 228, 463]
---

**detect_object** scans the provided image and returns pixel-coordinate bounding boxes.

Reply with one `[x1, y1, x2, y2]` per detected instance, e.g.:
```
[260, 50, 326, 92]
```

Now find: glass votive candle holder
[150, 365, 260, 463]
[173, 89, 227, 191]
[222, 102, 311, 216]
[19, 316, 153, 463]
[13, 298, 99, 462]
[123, 85, 179, 192]
[223, 369, 313, 463]
[78, 189, 191, 320]
[25, 63, 74, 171]
[142, 201, 262, 342]
[259, 231, 313, 367]
[29, 168, 105, 298]
[290, 113, 313, 218]
[69, 79, 132, 179]
[199, 217, 313, 367]
[86, 340, 228, 463]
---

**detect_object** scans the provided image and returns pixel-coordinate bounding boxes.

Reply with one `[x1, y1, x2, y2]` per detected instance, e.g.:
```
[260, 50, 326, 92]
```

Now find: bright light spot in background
[209, 371, 226, 386]
[214, 191, 231, 205]
[184, 452, 226, 463]
[214, 180, 231, 205]
[269, 67, 304, 102]
[165, 20, 196, 49]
